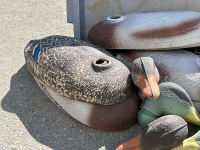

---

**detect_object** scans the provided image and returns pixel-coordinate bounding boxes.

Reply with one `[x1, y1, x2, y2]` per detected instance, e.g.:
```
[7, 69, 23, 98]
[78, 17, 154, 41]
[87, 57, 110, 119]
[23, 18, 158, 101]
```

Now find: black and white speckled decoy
[24, 35, 140, 131]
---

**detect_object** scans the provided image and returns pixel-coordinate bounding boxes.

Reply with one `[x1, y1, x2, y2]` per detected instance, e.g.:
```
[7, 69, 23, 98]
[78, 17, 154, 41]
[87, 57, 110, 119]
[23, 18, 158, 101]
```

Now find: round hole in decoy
[96, 58, 109, 65]
[107, 15, 122, 20]
[92, 58, 112, 71]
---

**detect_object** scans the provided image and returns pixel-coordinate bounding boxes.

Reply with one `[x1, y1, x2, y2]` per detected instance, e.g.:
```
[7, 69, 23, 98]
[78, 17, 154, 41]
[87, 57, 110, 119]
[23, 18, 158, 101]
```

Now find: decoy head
[132, 57, 160, 99]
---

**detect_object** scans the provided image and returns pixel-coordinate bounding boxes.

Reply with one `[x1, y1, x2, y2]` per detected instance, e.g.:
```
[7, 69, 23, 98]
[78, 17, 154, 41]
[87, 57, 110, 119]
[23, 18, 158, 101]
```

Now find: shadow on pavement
[1, 64, 142, 150]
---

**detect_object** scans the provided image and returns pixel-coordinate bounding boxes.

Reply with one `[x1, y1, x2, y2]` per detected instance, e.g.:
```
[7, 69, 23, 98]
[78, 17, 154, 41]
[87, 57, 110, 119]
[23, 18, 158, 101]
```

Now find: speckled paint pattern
[34, 77, 140, 131]
[24, 35, 133, 105]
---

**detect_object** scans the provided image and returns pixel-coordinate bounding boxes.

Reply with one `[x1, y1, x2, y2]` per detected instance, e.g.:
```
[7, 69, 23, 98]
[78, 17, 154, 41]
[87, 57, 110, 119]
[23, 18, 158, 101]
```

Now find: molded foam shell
[24, 35, 140, 131]
[88, 11, 200, 50]
[34, 78, 140, 131]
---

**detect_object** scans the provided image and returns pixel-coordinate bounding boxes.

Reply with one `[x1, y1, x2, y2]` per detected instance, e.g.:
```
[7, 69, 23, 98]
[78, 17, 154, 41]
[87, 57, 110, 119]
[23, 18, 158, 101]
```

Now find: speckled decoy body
[138, 82, 200, 127]
[88, 11, 200, 50]
[116, 115, 188, 150]
[24, 35, 140, 131]
[116, 50, 200, 111]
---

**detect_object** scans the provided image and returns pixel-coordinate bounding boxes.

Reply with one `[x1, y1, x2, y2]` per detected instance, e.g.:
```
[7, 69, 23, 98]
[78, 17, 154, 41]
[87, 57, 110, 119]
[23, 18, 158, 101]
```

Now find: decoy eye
[92, 58, 112, 72]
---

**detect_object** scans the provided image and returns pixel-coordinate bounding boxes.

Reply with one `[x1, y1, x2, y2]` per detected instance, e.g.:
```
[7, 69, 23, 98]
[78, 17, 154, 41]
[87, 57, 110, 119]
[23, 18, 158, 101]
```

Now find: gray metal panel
[84, 0, 114, 41]
[67, 0, 73, 23]
[73, 0, 81, 39]
[79, 0, 86, 41]
[71, 0, 85, 39]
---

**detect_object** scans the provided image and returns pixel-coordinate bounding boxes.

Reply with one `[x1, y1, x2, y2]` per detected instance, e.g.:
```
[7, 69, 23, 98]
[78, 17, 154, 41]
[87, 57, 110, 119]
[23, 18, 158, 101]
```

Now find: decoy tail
[132, 57, 160, 99]
[185, 107, 200, 126]
[172, 130, 200, 150]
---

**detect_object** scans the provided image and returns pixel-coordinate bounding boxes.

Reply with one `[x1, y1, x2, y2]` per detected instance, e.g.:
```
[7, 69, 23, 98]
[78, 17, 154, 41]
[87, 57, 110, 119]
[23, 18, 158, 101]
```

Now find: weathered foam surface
[139, 115, 188, 150]
[24, 35, 133, 105]
[88, 11, 200, 50]
[24, 35, 140, 131]
[116, 50, 200, 107]
[34, 78, 140, 131]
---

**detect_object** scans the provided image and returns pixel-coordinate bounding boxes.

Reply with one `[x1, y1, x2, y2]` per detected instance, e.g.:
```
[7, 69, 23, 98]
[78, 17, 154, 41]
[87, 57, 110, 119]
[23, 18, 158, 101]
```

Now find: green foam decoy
[138, 82, 200, 127]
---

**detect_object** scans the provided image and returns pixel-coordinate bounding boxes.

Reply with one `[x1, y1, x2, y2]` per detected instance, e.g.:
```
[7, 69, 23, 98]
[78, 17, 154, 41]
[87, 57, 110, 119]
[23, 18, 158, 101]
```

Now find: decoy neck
[132, 57, 160, 99]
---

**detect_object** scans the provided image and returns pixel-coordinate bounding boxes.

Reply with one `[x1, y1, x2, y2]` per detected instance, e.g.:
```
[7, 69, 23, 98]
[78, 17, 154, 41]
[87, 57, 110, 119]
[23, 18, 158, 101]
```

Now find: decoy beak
[138, 74, 160, 99]
[116, 133, 142, 150]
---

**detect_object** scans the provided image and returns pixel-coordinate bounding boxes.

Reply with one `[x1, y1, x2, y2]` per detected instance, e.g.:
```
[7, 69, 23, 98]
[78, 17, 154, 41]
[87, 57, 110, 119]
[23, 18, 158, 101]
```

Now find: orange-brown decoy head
[132, 57, 160, 99]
